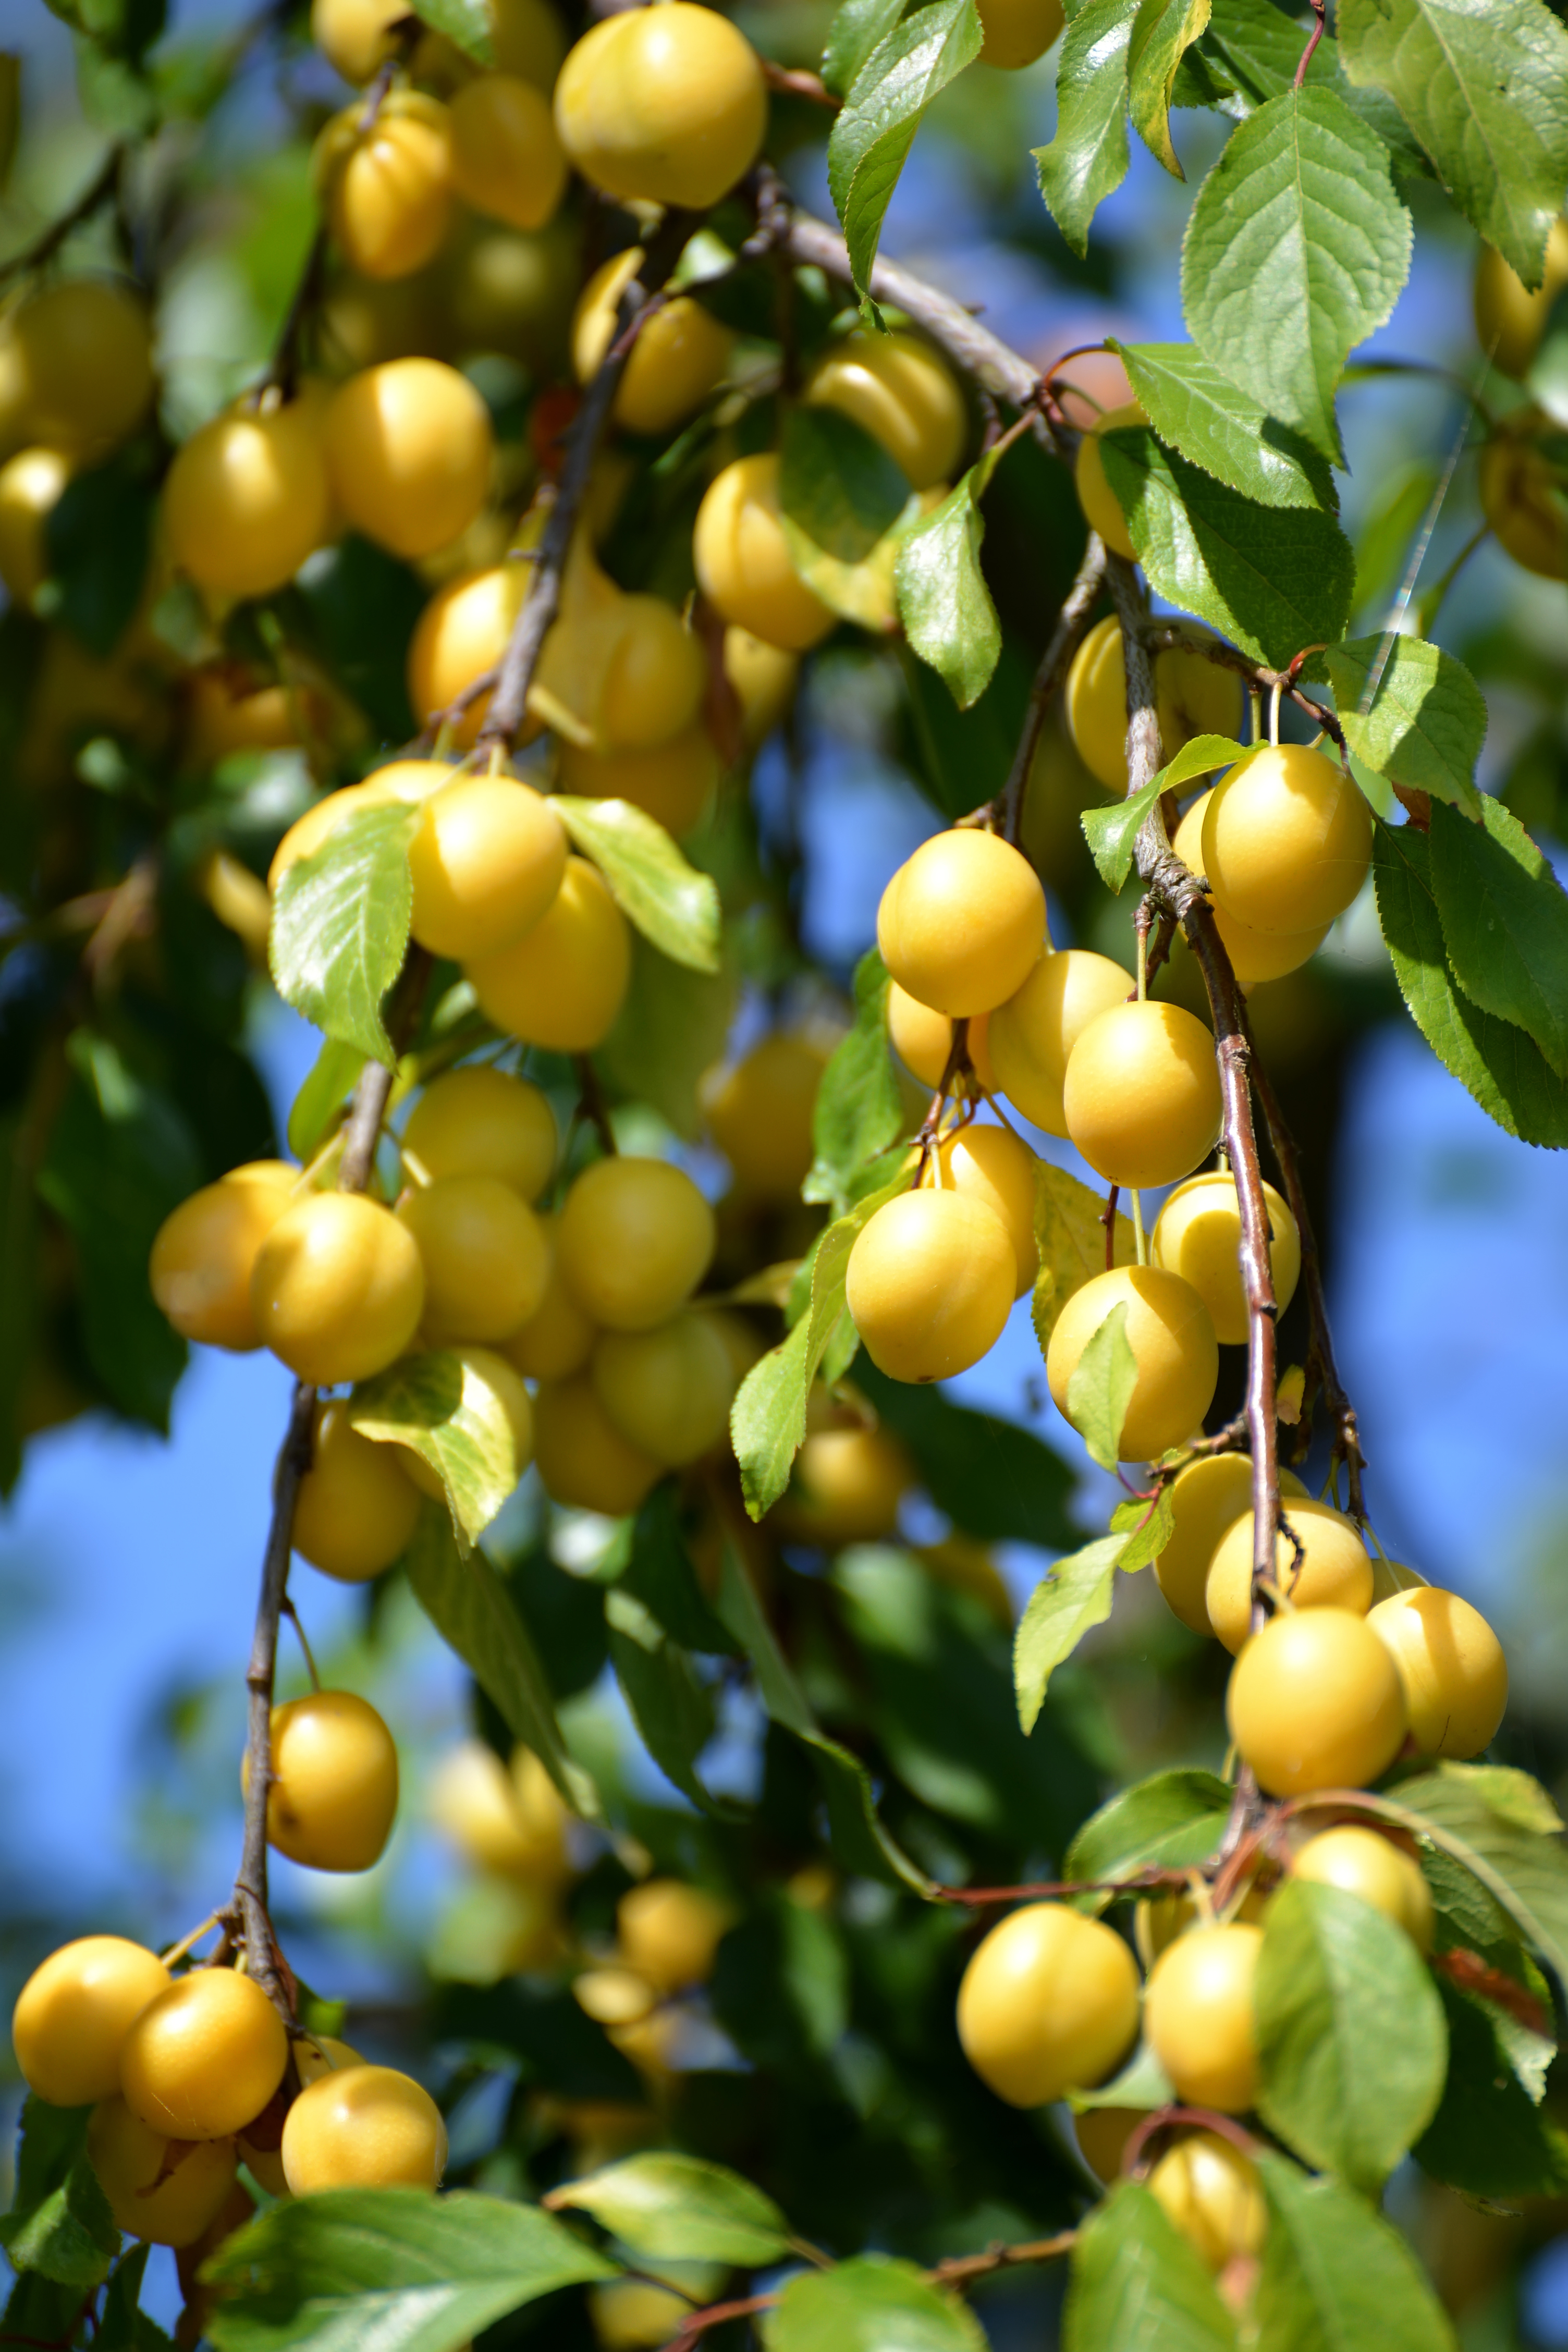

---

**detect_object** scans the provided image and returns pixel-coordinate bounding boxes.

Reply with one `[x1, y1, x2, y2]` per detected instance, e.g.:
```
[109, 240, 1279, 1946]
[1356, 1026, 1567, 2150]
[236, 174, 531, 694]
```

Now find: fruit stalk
[995, 532, 1108, 842]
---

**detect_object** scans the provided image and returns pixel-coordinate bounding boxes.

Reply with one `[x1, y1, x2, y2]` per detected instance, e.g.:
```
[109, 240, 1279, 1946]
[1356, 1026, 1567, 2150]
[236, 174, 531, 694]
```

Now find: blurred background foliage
[0, 0, 1567, 2342]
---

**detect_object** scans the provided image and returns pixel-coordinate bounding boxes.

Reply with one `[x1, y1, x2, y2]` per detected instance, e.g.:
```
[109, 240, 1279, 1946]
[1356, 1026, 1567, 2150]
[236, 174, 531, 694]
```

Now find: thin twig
[994, 535, 1107, 844]
[0, 144, 126, 287]
[930, 1865, 1191, 1906]
[1294, 0, 1326, 85]
[760, 57, 840, 108]
[573, 1054, 618, 1157]
[928, 2230, 1077, 2287]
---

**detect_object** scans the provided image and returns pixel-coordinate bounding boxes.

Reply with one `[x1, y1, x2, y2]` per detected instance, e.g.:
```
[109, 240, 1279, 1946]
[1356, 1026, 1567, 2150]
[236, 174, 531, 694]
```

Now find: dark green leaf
[828, 0, 985, 304]
[606, 1587, 730, 1815]
[621, 1485, 737, 1655]
[1255, 2150, 1459, 2352]
[1181, 86, 1412, 463]
[712, 1894, 849, 2068]
[1415, 1976, 1568, 2197]
[1338, 0, 1568, 286]
[203, 2189, 615, 2352]
[823, 0, 907, 96]
[1428, 795, 1568, 1076]
[1034, 0, 1140, 256]
[410, 0, 493, 65]
[551, 2155, 790, 2267]
[1327, 635, 1486, 815]
[764, 2255, 985, 2352]
[98, 2243, 174, 2349]
[1065, 1300, 1138, 1470]
[854, 1356, 1079, 1547]
[401, 1505, 602, 1822]
[0, 2100, 118, 2290]
[1373, 823, 1568, 1149]
[895, 450, 1003, 709]
[1063, 1768, 1232, 1897]
[270, 801, 419, 1067]
[1128, 0, 1212, 176]
[287, 1037, 366, 1165]
[38, 1030, 198, 1430]
[1098, 425, 1355, 670]
[804, 948, 905, 1215]
[289, 534, 424, 744]
[1063, 2180, 1238, 2352]
[1256, 1878, 1447, 2189]
[780, 406, 911, 567]
[1385, 1765, 1568, 1990]
[599, 934, 734, 1143]
[1115, 341, 1337, 509]
[350, 1350, 525, 1544]
[1014, 1537, 1122, 1733]
[554, 798, 720, 975]
[43, 451, 154, 658]
[430, 1979, 641, 2102]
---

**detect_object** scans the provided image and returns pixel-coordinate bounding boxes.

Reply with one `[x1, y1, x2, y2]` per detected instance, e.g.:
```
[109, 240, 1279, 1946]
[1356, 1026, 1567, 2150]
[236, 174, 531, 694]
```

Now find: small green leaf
[1256, 1878, 1447, 2190]
[780, 405, 911, 567]
[1063, 2180, 1238, 2352]
[1373, 823, 1568, 1149]
[730, 1160, 912, 1519]
[804, 949, 905, 1215]
[827, 0, 984, 304]
[1098, 425, 1354, 670]
[1063, 1768, 1232, 1896]
[1081, 736, 1249, 891]
[1111, 1484, 1175, 1571]
[287, 1037, 366, 1165]
[1115, 341, 1337, 510]
[1415, 1976, 1568, 2198]
[270, 801, 420, 1067]
[1065, 2038, 1176, 2114]
[409, 0, 494, 66]
[553, 798, 720, 975]
[1345, 745, 1395, 821]
[764, 2254, 986, 2352]
[1066, 1301, 1138, 1471]
[605, 1588, 728, 1816]
[0, 2101, 118, 2292]
[401, 1505, 602, 1823]
[822, 0, 907, 97]
[1033, 0, 1140, 256]
[1428, 795, 1568, 1077]
[894, 452, 1003, 709]
[1337, 0, 1568, 287]
[549, 2155, 790, 2269]
[1128, 0, 1211, 176]
[1181, 85, 1412, 464]
[203, 2189, 615, 2352]
[1032, 1160, 1136, 1350]
[1014, 1536, 1122, 1734]
[350, 1349, 524, 1544]
[1255, 2150, 1459, 2352]
[1327, 635, 1486, 816]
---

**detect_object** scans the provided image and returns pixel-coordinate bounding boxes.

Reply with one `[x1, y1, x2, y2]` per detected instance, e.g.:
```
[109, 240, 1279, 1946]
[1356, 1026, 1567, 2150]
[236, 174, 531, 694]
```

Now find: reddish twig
[1295, 0, 1326, 85]
[665, 2292, 779, 2352]
[1122, 2106, 1261, 2175]
[931, 1866, 1192, 1907]
[928, 2230, 1077, 2286]
[761, 57, 841, 108]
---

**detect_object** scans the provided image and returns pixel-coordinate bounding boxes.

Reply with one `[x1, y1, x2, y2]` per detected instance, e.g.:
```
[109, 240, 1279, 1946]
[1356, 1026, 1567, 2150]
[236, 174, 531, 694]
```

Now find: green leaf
[1033, 0, 1140, 256]
[1066, 1301, 1138, 1469]
[1063, 1768, 1232, 1896]
[1254, 2151, 1459, 2352]
[42, 450, 154, 659]
[549, 2155, 790, 2268]
[827, 0, 984, 305]
[823, 0, 907, 96]
[1373, 822, 1568, 1149]
[804, 949, 905, 1216]
[38, 1030, 198, 1431]
[1081, 734, 1249, 891]
[621, 1485, 737, 1655]
[350, 1349, 523, 1545]
[598, 934, 734, 1142]
[1109, 1485, 1176, 1571]
[409, 0, 493, 65]
[1115, 340, 1337, 509]
[287, 1037, 366, 1165]
[712, 1894, 849, 2068]
[1128, 0, 1211, 176]
[270, 801, 419, 1067]
[99, 2244, 174, 2350]
[203, 2189, 614, 2352]
[1014, 1536, 1123, 1734]
[1442, 1762, 1565, 1834]
[1337, 0, 1568, 286]
[1066, 2038, 1177, 2114]
[764, 2255, 985, 2352]
[1181, 87, 1411, 464]
[401, 1505, 602, 1823]
[1063, 2180, 1238, 2352]
[716, 1540, 814, 1735]
[854, 1356, 1080, 1547]
[780, 406, 911, 567]
[894, 452, 1003, 709]
[1032, 1159, 1135, 1350]
[1098, 425, 1354, 669]
[1428, 795, 1568, 1077]
[1327, 635, 1486, 816]
[1175, 0, 1428, 172]
[1386, 1765, 1568, 1991]
[605, 1587, 728, 1816]
[1256, 1878, 1447, 2190]
[1415, 1976, 1568, 2198]
[730, 1160, 912, 1519]
[553, 797, 720, 975]
[0, 2100, 118, 2292]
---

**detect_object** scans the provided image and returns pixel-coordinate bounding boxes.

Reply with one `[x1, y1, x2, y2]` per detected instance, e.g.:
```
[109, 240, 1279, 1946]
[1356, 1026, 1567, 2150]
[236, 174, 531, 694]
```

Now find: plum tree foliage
[3, 0, 1568, 2341]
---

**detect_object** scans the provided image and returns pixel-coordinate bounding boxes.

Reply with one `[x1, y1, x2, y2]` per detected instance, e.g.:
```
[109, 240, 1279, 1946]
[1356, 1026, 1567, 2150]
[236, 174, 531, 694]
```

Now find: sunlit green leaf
[550, 2155, 790, 2268]
[828, 0, 985, 304]
[1255, 2151, 1458, 2352]
[1033, 0, 1140, 256]
[1015, 1537, 1122, 1734]
[270, 802, 419, 1067]
[804, 948, 905, 1215]
[1326, 635, 1486, 816]
[764, 2255, 985, 2352]
[553, 797, 720, 974]
[350, 1349, 524, 1544]
[1428, 794, 1568, 1075]
[1063, 2180, 1237, 2351]
[1128, 0, 1211, 176]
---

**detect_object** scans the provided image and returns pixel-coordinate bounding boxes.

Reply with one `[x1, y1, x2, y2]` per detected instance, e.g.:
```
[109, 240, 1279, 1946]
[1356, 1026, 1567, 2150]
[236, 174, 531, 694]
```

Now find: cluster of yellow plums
[11, 1937, 446, 2248]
